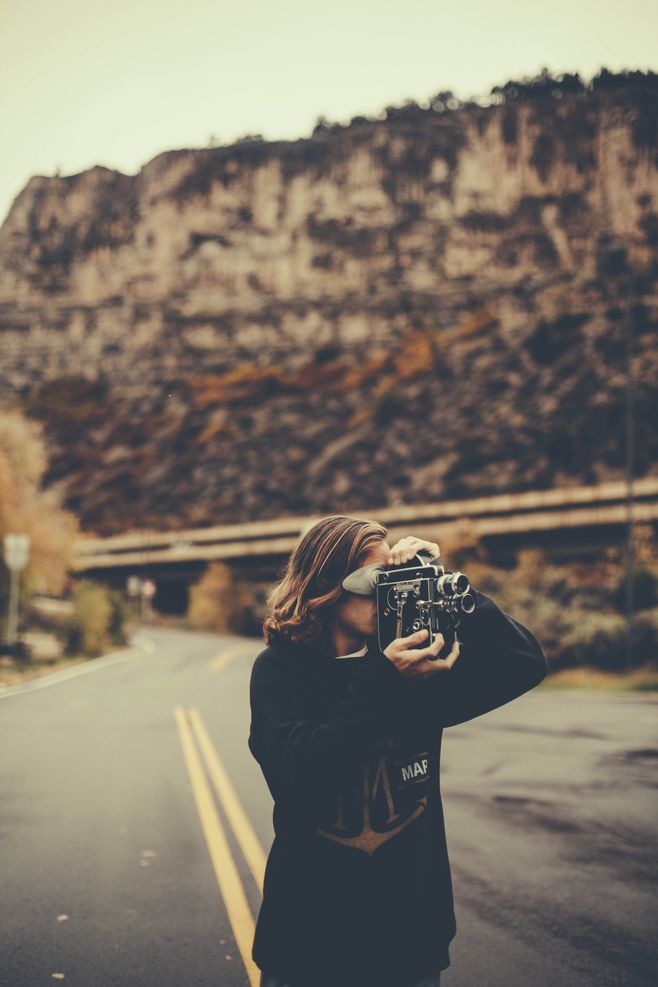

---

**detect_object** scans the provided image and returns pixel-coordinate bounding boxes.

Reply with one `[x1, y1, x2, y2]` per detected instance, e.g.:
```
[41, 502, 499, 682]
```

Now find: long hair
[263, 515, 388, 652]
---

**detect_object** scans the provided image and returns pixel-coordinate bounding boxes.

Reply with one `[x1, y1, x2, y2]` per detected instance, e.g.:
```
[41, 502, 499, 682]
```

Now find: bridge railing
[71, 477, 658, 571]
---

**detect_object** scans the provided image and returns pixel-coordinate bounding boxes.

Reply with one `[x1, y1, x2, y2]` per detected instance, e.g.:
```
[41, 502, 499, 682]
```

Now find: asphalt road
[0, 626, 656, 987]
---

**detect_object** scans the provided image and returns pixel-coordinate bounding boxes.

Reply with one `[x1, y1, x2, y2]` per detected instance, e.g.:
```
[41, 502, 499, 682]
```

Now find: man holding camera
[248, 515, 548, 987]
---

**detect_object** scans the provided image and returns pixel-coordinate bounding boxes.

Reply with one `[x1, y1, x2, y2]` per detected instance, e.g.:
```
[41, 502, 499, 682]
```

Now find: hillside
[0, 70, 657, 535]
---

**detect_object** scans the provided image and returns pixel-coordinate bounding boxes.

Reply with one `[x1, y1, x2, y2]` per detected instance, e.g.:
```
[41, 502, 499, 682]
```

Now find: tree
[0, 407, 79, 637]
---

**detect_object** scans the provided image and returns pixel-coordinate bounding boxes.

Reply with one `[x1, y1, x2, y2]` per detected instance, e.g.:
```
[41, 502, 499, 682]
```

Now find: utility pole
[623, 264, 636, 671]
[600, 237, 635, 670]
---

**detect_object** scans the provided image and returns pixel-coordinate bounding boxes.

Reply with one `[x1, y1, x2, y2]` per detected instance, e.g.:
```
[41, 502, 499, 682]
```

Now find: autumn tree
[0, 407, 79, 637]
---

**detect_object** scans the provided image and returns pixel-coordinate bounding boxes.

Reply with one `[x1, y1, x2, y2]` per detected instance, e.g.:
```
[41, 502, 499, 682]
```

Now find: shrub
[611, 565, 658, 613]
[61, 580, 114, 657]
[0, 406, 80, 632]
[552, 609, 658, 671]
[465, 549, 626, 669]
[437, 546, 657, 673]
[107, 588, 128, 646]
[188, 562, 267, 637]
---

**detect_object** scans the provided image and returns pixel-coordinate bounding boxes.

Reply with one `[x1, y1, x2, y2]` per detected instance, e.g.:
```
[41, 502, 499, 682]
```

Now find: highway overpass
[70, 476, 658, 613]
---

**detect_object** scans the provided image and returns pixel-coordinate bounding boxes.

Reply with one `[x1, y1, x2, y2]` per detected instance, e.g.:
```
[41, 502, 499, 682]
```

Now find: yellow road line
[208, 644, 249, 673]
[188, 706, 267, 894]
[173, 705, 260, 987]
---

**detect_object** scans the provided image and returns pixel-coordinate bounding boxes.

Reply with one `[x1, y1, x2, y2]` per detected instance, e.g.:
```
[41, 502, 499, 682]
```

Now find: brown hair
[263, 515, 388, 651]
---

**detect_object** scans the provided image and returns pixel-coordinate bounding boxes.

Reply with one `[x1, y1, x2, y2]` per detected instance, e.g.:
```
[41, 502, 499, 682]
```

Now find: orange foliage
[0, 407, 79, 597]
[288, 357, 349, 392]
[191, 365, 286, 408]
[342, 352, 393, 390]
[346, 374, 399, 427]
[455, 306, 497, 338]
[194, 411, 228, 446]
[393, 330, 435, 379]
[190, 326, 443, 416]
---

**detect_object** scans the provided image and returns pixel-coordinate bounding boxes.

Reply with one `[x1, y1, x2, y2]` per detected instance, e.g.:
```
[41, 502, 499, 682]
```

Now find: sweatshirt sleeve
[421, 588, 548, 728]
[248, 644, 404, 808]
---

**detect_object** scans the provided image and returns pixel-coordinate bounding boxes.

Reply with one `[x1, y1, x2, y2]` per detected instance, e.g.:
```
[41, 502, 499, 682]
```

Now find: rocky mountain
[1, 70, 657, 535]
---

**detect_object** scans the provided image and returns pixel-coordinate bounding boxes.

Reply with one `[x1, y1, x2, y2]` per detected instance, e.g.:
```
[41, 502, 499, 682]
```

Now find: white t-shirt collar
[333, 643, 368, 660]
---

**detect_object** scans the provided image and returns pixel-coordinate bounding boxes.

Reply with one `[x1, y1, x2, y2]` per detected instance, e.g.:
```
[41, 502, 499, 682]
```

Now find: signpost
[3, 533, 30, 648]
[126, 575, 141, 598]
[125, 575, 156, 620]
[141, 579, 156, 621]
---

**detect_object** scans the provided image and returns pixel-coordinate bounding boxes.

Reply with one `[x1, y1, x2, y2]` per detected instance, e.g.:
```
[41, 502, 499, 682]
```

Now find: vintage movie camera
[343, 550, 477, 660]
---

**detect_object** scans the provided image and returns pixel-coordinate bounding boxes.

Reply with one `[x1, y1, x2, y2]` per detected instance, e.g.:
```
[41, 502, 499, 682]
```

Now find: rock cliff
[1, 72, 656, 534]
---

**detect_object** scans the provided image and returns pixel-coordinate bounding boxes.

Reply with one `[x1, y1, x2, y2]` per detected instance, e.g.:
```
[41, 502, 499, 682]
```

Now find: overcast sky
[1, 0, 657, 226]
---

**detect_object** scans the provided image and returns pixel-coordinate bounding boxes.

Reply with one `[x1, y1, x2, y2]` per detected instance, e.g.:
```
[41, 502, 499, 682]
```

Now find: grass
[541, 664, 658, 693]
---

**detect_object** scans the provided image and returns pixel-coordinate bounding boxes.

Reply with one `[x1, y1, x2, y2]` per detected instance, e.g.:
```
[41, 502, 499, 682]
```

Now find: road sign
[3, 533, 30, 572]
[126, 575, 141, 597]
[3, 533, 31, 647]
[141, 579, 156, 599]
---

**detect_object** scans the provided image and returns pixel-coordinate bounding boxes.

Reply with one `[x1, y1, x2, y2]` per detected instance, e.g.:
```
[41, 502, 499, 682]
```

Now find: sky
[1, 0, 657, 227]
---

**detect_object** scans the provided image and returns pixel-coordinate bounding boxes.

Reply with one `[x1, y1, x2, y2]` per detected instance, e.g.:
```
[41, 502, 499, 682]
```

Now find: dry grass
[541, 664, 658, 693]
[0, 655, 88, 690]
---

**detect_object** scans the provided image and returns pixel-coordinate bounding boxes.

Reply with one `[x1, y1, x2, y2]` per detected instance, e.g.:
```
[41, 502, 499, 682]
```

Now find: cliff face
[1, 80, 657, 534]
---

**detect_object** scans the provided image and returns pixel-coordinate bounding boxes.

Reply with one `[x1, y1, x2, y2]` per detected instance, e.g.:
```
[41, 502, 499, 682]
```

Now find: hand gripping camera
[342, 550, 477, 660]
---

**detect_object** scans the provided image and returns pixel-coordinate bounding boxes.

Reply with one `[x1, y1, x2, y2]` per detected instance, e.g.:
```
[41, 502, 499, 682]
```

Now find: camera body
[375, 551, 477, 659]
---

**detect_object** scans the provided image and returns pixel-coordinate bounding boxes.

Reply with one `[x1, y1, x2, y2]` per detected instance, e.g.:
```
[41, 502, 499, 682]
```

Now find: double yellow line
[174, 704, 267, 987]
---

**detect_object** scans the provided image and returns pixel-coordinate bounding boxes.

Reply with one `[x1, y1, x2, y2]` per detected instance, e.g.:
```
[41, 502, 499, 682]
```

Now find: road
[0, 626, 656, 987]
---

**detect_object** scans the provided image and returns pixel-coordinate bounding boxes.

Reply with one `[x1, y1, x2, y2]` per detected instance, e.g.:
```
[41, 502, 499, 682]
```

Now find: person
[248, 515, 548, 987]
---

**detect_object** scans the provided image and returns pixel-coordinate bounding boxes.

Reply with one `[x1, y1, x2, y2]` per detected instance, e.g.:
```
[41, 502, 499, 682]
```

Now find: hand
[387, 536, 440, 566]
[383, 628, 461, 680]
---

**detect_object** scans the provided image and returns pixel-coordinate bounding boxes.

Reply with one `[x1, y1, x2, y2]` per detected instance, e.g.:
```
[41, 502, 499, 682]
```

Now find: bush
[462, 549, 657, 672]
[188, 562, 267, 637]
[0, 406, 80, 634]
[427, 546, 658, 674]
[611, 565, 658, 613]
[0, 639, 32, 663]
[552, 608, 658, 671]
[61, 580, 115, 657]
[107, 588, 128, 646]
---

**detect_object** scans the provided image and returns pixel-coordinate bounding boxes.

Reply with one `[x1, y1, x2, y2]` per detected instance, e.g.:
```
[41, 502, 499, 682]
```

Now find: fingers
[389, 627, 438, 653]
[393, 627, 432, 649]
[405, 632, 458, 663]
[428, 636, 461, 667]
[384, 627, 428, 659]
[384, 629, 461, 676]
[387, 536, 440, 566]
[387, 536, 416, 565]
[405, 637, 461, 678]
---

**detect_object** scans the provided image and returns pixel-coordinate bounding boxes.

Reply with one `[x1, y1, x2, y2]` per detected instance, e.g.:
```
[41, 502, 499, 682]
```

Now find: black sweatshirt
[248, 589, 548, 987]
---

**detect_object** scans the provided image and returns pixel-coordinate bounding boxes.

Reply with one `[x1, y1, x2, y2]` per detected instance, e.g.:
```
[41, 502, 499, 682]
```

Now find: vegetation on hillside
[166, 69, 658, 202]
[16, 281, 657, 535]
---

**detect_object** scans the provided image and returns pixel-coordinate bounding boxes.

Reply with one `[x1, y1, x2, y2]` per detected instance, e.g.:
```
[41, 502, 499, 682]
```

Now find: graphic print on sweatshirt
[316, 736, 430, 856]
